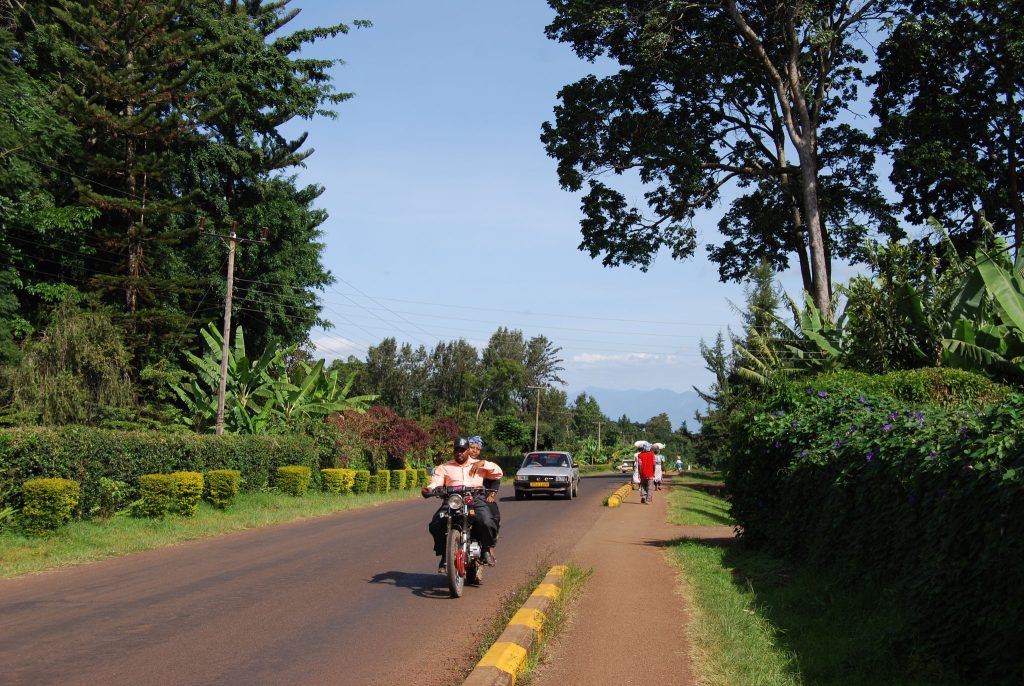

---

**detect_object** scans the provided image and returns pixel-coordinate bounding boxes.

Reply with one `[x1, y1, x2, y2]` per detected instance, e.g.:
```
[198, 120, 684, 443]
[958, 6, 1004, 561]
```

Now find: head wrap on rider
[468, 436, 483, 447]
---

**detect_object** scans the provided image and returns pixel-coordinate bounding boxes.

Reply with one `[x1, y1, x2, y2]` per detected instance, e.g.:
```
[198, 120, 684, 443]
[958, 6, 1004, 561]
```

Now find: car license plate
[529, 481, 549, 487]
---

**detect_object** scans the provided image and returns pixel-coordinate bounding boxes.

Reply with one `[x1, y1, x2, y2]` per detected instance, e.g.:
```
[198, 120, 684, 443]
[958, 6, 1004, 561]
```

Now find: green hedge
[205, 469, 240, 509]
[0, 427, 319, 517]
[138, 474, 176, 518]
[390, 469, 406, 491]
[321, 468, 355, 494]
[352, 470, 370, 494]
[376, 469, 391, 493]
[404, 468, 418, 489]
[416, 468, 429, 487]
[276, 465, 311, 497]
[20, 477, 80, 535]
[171, 471, 203, 516]
[728, 371, 1022, 683]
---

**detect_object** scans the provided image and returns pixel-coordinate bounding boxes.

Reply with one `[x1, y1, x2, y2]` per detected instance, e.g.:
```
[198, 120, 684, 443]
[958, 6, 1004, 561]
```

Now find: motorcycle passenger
[467, 435, 500, 543]
[426, 437, 503, 574]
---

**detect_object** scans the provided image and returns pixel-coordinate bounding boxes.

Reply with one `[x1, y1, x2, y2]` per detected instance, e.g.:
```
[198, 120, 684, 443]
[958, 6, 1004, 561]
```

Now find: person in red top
[635, 441, 657, 504]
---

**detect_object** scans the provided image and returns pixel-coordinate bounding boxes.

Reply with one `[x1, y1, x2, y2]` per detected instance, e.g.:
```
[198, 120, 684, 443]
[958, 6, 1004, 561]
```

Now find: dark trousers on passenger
[428, 501, 497, 556]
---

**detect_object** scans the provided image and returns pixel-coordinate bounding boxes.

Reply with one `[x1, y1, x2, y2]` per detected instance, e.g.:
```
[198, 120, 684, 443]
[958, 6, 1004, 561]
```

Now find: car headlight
[555, 476, 568, 482]
[447, 494, 465, 509]
[515, 475, 528, 481]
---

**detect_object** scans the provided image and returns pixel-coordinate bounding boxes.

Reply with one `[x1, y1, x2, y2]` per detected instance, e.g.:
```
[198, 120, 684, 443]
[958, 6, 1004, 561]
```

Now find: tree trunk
[795, 141, 832, 317]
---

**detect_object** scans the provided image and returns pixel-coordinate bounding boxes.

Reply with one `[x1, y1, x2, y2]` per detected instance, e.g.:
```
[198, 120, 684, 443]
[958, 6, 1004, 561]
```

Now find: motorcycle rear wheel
[447, 528, 466, 598]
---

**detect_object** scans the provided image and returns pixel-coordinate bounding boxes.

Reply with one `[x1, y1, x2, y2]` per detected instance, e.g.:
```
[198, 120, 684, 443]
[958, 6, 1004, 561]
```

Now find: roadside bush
[276, 466, 311, 497]
[390, 469, 406, 491]
[205, 469, 240, 509]
[0, 427, 319, 516]
[365, 474, 381, 494]
[416, 468, 429, 487]
[171, 472, 203, 516]
[138, 474, 176, 518]
[20, 477, 80, 535]
[405, 468, 418, 489]
[376, 469, 391, 493]
[321, 468, 355, 494]
[728, 373, 1023, 683]
[352, 470, 370, 494]
[90, 476, 129, 519]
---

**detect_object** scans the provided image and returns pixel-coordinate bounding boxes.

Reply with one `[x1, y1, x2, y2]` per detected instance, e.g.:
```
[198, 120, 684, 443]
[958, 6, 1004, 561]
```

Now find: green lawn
[0, 488, 420, 577]
[667, 484, 735, 526]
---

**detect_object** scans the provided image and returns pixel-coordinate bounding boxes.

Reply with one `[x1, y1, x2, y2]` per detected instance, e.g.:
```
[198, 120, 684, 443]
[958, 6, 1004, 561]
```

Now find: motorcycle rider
[425, 437, 503, 574]
[467, 435, 501, 544]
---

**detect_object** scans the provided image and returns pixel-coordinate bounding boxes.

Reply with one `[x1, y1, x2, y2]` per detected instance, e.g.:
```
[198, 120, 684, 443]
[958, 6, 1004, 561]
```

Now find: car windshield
[523, 453, 570, 468]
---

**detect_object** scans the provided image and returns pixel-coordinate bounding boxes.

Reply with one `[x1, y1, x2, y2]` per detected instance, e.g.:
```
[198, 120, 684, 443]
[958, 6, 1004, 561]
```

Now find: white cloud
[572, 352, 680, 366]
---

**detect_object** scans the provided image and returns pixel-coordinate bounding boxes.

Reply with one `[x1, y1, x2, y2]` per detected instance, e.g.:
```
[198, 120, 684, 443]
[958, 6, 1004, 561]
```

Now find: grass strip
[475, 558, 552, 661]
[668, 541, 960, 686]
[0, 488, 419, 577]
[667, 484, 736, 527]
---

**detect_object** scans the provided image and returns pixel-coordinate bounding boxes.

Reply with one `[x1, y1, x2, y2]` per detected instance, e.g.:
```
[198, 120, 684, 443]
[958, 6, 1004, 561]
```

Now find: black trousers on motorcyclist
[428, 500, 497, 557]
[484, 478, 501, 543]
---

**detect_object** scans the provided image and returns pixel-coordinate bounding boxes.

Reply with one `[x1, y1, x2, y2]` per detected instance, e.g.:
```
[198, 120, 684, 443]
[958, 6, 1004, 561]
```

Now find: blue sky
[282, 1, 816, 395]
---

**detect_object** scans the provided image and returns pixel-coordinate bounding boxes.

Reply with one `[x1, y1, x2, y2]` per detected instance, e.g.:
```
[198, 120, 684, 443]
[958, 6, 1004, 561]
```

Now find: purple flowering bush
[727, 369, 1022, 683]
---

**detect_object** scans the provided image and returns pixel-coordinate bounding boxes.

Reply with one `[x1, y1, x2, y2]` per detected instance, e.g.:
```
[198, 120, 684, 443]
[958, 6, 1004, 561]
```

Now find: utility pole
[527, 385, 545, 451]
[201, 219, 268, 435]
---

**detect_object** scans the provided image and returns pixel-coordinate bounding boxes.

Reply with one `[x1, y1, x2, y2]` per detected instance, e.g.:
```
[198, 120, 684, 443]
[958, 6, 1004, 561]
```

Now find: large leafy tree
[44, 0, 214, 354]
[179, 1, 364, 354]
[543, 0, 899, 315]
[872, 0, 1024, 251]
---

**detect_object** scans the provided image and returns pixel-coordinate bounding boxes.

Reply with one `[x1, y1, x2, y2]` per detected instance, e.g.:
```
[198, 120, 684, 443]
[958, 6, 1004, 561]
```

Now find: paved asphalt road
[0, 474, 625, 686]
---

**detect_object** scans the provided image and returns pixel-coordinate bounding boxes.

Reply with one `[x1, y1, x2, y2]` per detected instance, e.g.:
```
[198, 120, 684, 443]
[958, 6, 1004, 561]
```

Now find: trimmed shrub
[352, 470, 370, 494]
[138, 474, 176, 518]
[417, 468, 429, 487]
[389, 469, 406, 491]
[20, 477, 80, 535]
[171, 471, 203, 517]
[321, 468, 356, 495]
[405, 468, 418, 489]
[277, 465, 311, 497]
[205, 469, 240, 509]
[365, 474, 381, 494]
[0, 427, 319, 517]
[376, 469, 391, 493]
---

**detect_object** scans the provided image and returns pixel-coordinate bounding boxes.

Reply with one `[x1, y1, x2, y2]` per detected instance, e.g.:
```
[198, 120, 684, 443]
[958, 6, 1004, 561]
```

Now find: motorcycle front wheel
[447, 527, 466, 598]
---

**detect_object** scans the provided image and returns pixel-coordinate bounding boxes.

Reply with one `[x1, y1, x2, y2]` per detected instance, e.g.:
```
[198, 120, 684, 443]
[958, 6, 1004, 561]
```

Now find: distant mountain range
[578, 387, 706, 432]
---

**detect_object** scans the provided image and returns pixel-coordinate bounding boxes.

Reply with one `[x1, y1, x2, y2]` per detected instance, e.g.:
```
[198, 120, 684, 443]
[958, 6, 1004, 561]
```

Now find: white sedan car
[513, 451, 580, 500]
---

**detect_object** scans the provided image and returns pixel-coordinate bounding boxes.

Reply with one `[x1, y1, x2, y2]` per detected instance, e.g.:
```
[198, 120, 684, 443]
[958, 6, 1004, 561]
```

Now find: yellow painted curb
[607, 495, 621, 508]
[463, 565, 567, 686]
[478, 642, 528, 675]
[532, 582, 561, 599]
[510, 608, 546, 636]
[606, 481, 632, 507]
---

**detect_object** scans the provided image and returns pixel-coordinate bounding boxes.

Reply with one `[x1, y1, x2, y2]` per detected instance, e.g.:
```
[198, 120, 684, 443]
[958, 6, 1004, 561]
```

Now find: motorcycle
[423, 485, 489, 598]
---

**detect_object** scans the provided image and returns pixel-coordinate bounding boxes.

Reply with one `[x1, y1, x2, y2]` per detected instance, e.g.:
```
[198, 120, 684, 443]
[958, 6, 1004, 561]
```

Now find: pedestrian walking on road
[652, 443, 665, 490]
[636, 442, 656, 504]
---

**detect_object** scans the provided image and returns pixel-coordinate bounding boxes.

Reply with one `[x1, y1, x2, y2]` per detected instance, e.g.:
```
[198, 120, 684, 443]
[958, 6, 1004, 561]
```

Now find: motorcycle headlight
[446, 494, 465, 509]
